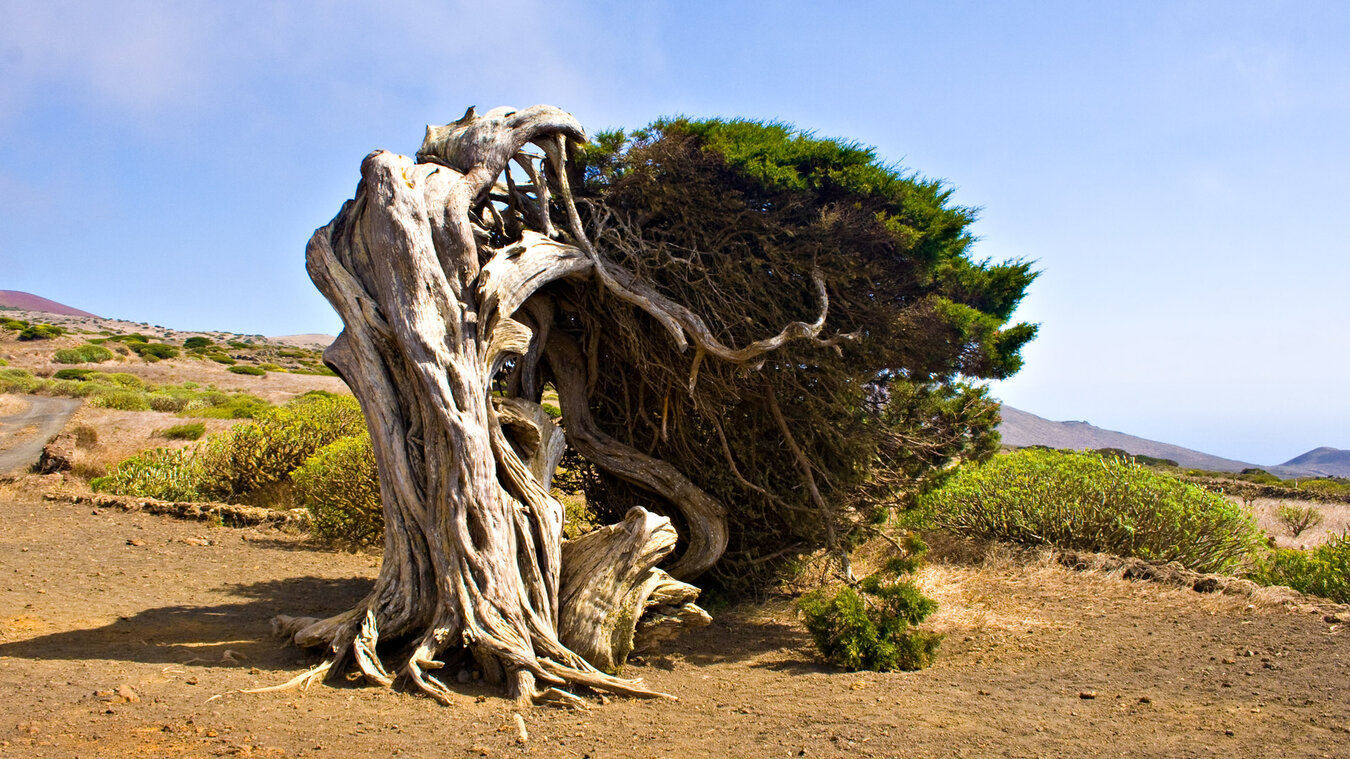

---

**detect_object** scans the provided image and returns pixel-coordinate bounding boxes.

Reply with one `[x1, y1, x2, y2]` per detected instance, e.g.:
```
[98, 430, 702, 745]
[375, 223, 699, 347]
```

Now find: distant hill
[997, 405, 1259, 473]
[0, 290, 99, 318]
[1280, 447, 1350, 479]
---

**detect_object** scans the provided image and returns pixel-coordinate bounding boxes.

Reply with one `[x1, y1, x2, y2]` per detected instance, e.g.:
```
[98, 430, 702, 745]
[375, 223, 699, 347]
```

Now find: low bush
[292, 433, 383, 548]
[90, 390, 152, 411]
[258, 363, 284, 372]
[798, 535, 941, 672]
[920, 449, 1265, 574]
[18, 323, 64, 340]
[227, 365, 266, 376]
[95, 394, 365, 504]
[53, 344, 115, 364]
[131, 342, 179, 361]
[91, 446, 203, 501]
[53, 368, 95, 380]
[1276, 503, 1325, 538]
[184, 336, 213, 350]
[1250, 532, 1350, 603]
[184, 393, 270, 419]
[159, 422, 206, 441]
[1, 317, 28, 331]
[208, 353, 237, 365]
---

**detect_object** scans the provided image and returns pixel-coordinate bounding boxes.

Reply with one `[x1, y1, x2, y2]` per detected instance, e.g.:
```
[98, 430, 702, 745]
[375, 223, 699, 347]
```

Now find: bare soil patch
[1, 496, 1346, 758]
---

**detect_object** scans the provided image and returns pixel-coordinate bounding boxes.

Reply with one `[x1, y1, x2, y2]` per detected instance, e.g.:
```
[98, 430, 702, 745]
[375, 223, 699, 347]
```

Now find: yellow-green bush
[94, 393, 365, 505]
[53, 344, 115, 364]
[292, 433, 383, 548]
[1250, 532, 1350, 603]
[920, 449, 1265, 574]
[193, 394, 366, 500]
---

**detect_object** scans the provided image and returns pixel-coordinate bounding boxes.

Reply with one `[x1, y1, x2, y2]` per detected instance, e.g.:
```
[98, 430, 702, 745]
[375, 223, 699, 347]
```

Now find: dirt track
[0, 396, 81, 475]
[1, 495, 1347, 758]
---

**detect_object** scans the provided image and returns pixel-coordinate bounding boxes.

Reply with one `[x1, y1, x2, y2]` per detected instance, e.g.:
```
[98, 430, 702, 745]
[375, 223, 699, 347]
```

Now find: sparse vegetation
[921, 449, 1266, 574]
[183, 336, 213, 350]
[0, 366, 273, 419]
[94, 393, 366, 506]
[228, 365, 266, 376]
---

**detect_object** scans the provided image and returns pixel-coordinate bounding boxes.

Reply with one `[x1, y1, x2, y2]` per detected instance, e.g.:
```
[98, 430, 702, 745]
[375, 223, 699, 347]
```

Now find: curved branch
[545, 331, 728, 579]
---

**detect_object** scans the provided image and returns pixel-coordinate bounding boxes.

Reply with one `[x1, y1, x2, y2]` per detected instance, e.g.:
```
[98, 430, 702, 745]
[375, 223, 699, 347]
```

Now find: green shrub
[91, 446, 204, 501]
[208, 353, 237, 365]
[921, 449, 1265, 574]
[96, 394, 365, 505]
[192, 394, 366, 500]
[1250, 532, 1350, 603]
[18, 323, 63, 340]
[1276, 503, 1325, 538]
[798, 535, 941, 671]
[53, 343, 115, 364]
[53, 368, 95, 380]
[0, 358, 7, 366]
[292, 433, 383, 547]
[184, 336, 213, 350]
[131, 342, 179, 361]
[159, 422, 206, 441]
[0, 368, 40, 393]
[228, 365, 266, 376]
[89, 390, 152, 411]
[1, 317, 28, 331]
[258, 363, 284, 372]
[146, 392, 189, 412]
[105, 372, 146, 390]
[183, 393, 271, 419]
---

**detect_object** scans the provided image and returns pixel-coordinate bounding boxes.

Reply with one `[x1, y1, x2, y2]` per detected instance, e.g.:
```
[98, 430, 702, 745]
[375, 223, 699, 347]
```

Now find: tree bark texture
[283, 106, 834, 704]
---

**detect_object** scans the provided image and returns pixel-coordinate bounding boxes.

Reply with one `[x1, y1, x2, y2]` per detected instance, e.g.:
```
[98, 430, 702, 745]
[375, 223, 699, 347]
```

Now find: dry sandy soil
[0, 487, 1346, 759]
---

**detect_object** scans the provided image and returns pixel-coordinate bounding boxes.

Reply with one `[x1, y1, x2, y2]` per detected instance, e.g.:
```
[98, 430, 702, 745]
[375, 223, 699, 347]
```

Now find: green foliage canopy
[567, 118, 1036, 582]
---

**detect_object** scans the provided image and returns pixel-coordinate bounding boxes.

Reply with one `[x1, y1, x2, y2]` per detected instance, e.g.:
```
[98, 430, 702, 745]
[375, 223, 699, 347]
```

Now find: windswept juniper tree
[280, 105, 1034, 705]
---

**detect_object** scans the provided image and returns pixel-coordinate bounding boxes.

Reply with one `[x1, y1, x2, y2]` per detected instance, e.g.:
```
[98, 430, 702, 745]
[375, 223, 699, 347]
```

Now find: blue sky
[1, 1, 1346, 465]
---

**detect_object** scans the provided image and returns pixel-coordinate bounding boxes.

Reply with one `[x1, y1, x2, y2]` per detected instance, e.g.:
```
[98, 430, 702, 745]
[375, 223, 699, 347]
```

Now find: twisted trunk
[271, 105, 836, 704]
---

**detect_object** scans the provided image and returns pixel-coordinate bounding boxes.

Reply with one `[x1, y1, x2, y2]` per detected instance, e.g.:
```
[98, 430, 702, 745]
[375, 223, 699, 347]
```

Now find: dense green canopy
[551, 118, 1036, 586]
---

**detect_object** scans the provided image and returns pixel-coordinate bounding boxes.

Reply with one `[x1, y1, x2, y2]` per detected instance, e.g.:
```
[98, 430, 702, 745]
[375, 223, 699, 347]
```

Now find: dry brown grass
[1237, 495, 1350, 549]
[0, 393, 30, 416]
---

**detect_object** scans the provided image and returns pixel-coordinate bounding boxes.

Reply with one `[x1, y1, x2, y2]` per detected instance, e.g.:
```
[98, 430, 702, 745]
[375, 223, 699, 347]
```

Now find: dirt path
[1, 496, 1347, 758]
[0, 396, 81, 475]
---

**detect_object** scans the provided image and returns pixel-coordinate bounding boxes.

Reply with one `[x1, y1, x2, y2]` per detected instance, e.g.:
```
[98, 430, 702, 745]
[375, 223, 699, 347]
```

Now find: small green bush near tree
[921, 449, 1265, 574]
[227, 365, 266, 376]
[53, 343, 115, 364]
[292, 433, 383, 548]
[184, 336, 213, 350]
[798, 534, 942, 672]
[1250, 532, 1350, 603]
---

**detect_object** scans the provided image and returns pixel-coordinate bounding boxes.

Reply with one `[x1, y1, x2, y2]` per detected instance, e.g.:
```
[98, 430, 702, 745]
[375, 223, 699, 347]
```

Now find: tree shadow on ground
[0, 576, 370, 669]
[665, 602, 824, 673]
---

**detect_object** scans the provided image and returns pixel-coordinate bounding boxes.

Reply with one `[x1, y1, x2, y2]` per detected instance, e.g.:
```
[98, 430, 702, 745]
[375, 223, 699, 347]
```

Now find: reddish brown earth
[1, 492, 1347, 759]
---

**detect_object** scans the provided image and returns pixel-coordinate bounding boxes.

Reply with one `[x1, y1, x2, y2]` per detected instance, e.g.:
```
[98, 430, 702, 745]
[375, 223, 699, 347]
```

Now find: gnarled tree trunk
[274, 106, 838, 704]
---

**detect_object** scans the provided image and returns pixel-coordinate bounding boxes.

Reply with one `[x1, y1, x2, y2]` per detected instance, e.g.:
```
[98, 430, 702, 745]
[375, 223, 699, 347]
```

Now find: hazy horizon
[2, 1, 1347, 465]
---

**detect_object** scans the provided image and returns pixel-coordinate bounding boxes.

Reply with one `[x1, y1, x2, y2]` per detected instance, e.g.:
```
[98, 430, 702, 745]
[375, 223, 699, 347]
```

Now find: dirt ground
[1, 492, 1346, 759]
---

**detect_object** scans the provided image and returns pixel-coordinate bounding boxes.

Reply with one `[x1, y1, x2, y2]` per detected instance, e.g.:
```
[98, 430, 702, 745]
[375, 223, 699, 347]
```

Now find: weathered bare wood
[281, 104, 840, 704]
